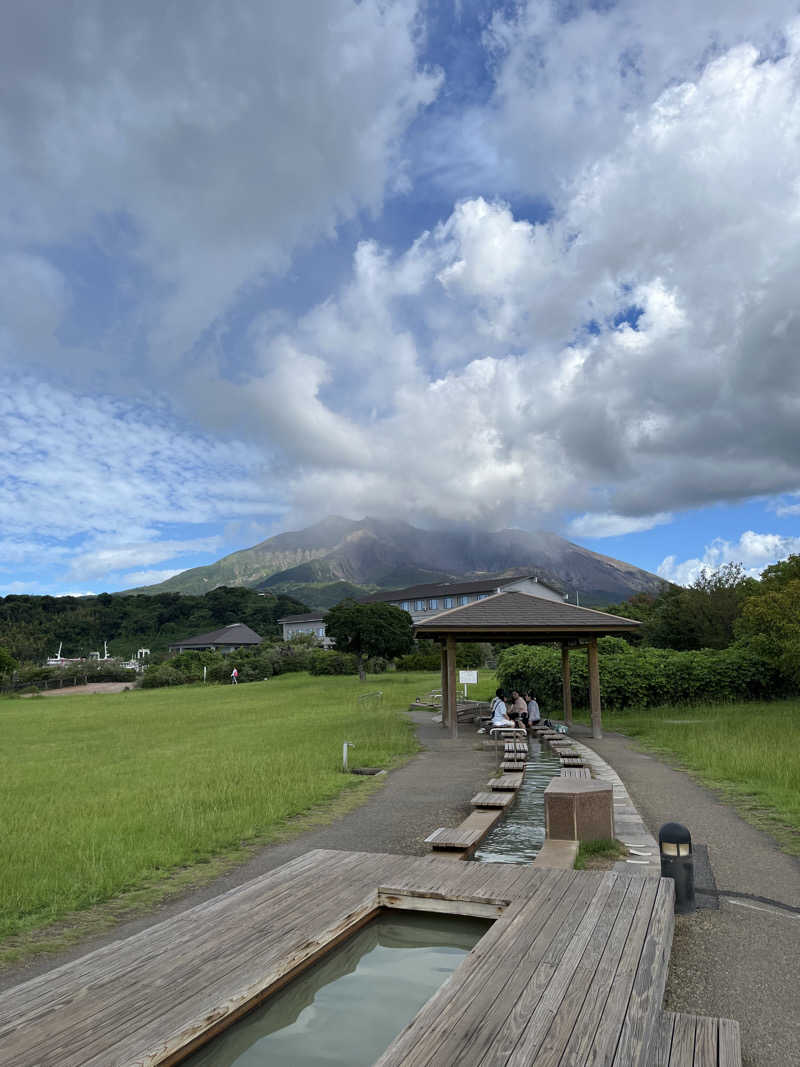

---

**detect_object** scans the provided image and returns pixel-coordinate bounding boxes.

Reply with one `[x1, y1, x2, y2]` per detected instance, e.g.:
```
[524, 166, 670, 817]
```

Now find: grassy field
[0, 671, 442, 947]
[599, 699, 800, 853]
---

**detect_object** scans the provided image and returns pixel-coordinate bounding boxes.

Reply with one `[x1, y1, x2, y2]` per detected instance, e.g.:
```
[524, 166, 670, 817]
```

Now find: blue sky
[2, 0, 800, 596]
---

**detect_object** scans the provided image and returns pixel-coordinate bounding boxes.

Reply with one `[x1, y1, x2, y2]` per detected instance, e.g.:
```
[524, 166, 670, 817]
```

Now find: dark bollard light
[658, 822, 696, 915]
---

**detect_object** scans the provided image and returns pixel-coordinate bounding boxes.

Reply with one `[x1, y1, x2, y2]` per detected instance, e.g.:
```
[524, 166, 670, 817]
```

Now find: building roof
[357, 573, 563, 604]
[168, 623, 263, 648]
[414, 590, 640, 642]
[277, 612, 327, 624]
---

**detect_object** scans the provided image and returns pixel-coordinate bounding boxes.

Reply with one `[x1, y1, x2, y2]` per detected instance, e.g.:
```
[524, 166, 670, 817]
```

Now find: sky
[3, 0, 800, 596]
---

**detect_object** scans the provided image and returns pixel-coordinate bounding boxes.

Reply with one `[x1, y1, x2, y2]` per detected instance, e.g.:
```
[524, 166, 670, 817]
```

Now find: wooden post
[587, 636, 603, 739]
[446, 634, 458, 739]
[440, 641, 448, 730]
[561, 643, 573, 726]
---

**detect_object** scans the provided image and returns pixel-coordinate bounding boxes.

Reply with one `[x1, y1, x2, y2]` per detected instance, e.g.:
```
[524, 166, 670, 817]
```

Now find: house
[278, 574, 564, 644]
[167, 622, 263, 654]
[276, 611, 333, 647]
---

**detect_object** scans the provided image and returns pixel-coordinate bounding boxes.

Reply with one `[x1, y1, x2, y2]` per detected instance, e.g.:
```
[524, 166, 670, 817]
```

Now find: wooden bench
[501, 761, 525, 771]
[561, 767, 591, 779]
[560, 757, 585, 767]
[650, 1011, 741, 1066]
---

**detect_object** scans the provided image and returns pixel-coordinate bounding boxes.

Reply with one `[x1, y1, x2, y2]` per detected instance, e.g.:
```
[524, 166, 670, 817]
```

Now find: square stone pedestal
[544, 777, 615, 842]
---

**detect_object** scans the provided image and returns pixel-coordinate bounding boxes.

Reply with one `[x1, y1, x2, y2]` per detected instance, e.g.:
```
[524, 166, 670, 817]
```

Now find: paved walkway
[573, 724, 800, 1067]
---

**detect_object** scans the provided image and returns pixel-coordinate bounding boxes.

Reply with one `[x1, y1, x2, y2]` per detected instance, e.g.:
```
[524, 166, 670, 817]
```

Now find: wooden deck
[650, 1011, 741, 1066]
[471, 790, 516, 808]
[0, 849, 675, 1067]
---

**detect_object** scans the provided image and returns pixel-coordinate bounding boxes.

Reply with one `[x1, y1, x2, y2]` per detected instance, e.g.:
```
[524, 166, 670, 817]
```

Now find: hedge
[496, 638, 782, 712]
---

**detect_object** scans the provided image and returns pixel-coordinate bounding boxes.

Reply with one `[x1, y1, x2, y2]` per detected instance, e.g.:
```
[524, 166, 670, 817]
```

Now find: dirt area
[30, 682, 133, 698]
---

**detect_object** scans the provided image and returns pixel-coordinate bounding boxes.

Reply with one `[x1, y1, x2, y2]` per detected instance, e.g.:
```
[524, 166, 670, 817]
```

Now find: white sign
[458, 670, 478, 685]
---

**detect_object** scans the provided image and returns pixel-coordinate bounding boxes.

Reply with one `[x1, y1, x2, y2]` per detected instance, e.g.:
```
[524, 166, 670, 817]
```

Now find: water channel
[474, 737, 562, 863]
[183, 912, 490, 1067]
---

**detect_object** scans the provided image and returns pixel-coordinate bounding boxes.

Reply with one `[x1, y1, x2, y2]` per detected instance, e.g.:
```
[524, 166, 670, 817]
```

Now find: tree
[324, 600, 414, 680]
[0, 645, 17, 679]
[646, 563, 754, 650]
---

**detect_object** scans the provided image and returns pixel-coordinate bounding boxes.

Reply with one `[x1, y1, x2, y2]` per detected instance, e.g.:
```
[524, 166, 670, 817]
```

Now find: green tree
[324, 600, 414, 680]
[646, 563, 754, 650]
[0, 645, 18, 679]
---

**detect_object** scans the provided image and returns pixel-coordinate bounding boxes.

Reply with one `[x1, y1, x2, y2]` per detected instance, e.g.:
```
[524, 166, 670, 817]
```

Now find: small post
[342, 741, 355, 773]
[446, 635, 458, 739]
[659, 822, 696, 914]
[203, 665, 207, 684]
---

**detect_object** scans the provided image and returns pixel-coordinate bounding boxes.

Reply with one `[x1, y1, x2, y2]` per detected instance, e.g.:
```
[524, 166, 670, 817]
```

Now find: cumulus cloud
[0, 0, 440, 363]
[658, 531, 800, 585]
[255, 29, 800, 526]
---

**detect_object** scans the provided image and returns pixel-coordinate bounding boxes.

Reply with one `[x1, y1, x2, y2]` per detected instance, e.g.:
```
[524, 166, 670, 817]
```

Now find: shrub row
[496, 638, 783, 712]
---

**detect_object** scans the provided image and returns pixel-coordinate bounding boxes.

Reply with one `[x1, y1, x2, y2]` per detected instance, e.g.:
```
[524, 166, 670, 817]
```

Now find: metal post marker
[342, 741, 355, 773]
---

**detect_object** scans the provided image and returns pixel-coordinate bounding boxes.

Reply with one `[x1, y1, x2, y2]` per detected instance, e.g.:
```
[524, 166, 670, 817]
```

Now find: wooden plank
[433, 873, 606, 1067]
[531, 875, 645, 1067]
[612, 877, 675, 1066]
[650, 1011, 676, 1067]
[561, 767, 591, 779]
[489, 773, 523, 790]
[503, 873, 629, 1065]
[667, 1011, 696, 1065]
[718, 1017, 742, 1067]
[501, 762, 525, 771]
[424, 826, 486, 849]
[693, 1014, 719, 1066]
[558, 875, 657, 1066]
[470, 791, 515, 808]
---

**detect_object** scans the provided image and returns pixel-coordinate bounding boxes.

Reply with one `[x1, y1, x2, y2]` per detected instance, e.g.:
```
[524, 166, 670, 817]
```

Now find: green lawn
[0, 671, 441, 945]
[599, 699, 800, 853]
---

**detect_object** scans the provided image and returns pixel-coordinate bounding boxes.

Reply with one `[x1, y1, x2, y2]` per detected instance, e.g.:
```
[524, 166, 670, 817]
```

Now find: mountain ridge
[124, 516, 668, 609]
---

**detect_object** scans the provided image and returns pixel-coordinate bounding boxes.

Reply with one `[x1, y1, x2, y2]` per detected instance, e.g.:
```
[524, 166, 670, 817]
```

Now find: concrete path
[573, 724, 800, 1067]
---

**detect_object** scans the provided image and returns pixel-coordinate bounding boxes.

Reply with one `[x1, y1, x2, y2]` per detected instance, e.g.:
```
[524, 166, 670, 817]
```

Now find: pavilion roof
[168, 622, 263, 648]
[413, 590, 640, 643]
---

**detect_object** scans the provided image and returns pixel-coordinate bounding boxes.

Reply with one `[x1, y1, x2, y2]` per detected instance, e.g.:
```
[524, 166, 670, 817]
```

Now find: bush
[496, 641, 782, 712]
[308, 650, 359, 675]
[140, 665, 187, 689]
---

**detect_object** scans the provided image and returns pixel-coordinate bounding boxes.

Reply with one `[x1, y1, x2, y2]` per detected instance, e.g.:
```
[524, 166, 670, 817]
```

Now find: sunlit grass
[600, 699, 800, 852]
[0, 671, 441, 941]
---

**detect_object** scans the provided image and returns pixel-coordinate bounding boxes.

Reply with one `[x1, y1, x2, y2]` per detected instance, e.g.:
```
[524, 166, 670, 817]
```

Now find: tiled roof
[168, 623, 263, 647]
[357, 573, 562, 603]
[414, 591, 640, 636]
[277, 612, 327, 624]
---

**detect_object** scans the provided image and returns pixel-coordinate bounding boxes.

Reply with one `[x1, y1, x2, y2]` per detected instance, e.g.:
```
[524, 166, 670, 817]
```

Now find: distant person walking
[230, 666, 239, 685]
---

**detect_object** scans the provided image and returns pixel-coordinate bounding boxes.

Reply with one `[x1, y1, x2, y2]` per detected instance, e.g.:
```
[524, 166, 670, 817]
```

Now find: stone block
[544, 778, 614, 842]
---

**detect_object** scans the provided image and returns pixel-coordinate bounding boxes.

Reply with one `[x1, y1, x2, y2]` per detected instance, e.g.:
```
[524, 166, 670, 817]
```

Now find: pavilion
[414, 591, 641, 739]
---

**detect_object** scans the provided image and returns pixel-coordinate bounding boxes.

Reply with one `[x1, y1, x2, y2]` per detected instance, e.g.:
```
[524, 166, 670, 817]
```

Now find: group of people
[487, 688, 540, 732]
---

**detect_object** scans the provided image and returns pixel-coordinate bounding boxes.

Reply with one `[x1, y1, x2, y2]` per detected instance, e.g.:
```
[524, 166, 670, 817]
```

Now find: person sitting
[509, 690, 529, 729]
[489, 688, 514, 730]
[525, 692, 541, 726]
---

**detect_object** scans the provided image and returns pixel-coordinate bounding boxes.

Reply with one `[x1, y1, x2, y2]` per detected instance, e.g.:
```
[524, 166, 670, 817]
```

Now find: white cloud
[567, 512, 673, 538]
[66, 537, 223, 582]
[0, 1, 440, 361]
[658, 531, 800, 585]
[121, 569, 183, 587]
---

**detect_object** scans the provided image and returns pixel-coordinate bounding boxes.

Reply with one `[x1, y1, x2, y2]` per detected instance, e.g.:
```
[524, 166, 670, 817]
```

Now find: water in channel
[184, 911, 491, 1067]
[473, 738, 562, 864]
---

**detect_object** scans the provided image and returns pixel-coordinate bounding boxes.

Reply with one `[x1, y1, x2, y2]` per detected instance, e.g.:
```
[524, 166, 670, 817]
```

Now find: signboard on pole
[458, 670, 478, 685]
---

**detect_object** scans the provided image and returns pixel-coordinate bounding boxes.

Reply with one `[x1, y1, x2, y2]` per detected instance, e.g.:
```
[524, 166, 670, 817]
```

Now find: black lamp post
[658, 822, 696, 914]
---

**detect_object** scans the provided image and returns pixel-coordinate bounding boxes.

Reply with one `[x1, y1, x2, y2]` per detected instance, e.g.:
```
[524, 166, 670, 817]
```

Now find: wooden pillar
[440, 641, 448, 731]
[561, 643, 573, 726]
[587, 636, 603, 739]
[446, 634, 458, 739]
